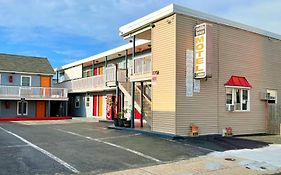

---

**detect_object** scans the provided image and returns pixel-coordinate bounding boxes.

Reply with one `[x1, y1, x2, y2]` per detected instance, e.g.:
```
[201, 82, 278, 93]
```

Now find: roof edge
[119, 3, 281, 41]
[60, 39, 151, 70]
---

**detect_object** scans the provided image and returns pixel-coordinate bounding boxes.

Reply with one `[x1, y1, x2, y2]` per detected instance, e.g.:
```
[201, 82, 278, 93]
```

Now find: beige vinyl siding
[175, 14, 219, 135]
[218, 25, 281, 135]
[151, 15, 176, 134]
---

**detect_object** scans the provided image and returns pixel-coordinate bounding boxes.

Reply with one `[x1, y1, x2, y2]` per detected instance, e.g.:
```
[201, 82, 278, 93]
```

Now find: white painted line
[163, 138, 215, 152]
[95, 139, 162, 163]
[0, 127, 79, 174]
[0, 144, 30, 148]
[56, 128, 162, 163]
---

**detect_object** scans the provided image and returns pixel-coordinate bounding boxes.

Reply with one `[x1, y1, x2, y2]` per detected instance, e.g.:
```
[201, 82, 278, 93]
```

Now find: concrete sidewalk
[101, 155, 280, 175]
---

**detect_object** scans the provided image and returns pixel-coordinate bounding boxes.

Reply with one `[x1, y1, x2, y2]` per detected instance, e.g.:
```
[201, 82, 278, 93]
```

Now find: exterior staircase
[119, 82, 152, 127]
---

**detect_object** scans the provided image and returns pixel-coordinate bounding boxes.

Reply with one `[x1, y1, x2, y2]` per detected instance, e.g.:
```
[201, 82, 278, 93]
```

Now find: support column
[105, 56, 108, 86]
[125, 49, 128, 81]
[130, 81, 135, 128]
[48, 100, 51, 117]
[116, 64, 119, 116]
[130, 35, 136, 128]
[140, 82, 144, 127]
[105, 56, 108, 67]
[92, 60, 95, 76]
[56, 71, 59, 83]
[121, 92, 124, 113]
[65, 101, 68, 116]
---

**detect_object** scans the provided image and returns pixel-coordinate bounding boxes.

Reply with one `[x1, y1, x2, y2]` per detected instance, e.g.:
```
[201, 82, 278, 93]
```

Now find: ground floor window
[226, 88, 250, 111]
[17, 101, 28, 115]
[75, 96, 80, 108]
[267, 89, 277, 104]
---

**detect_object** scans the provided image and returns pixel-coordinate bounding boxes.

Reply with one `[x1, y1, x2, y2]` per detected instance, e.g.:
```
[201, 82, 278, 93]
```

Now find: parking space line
[0, 144, 30, 148]
[163, 138, 215, 152]
[0, 126, 80, 174]
[55, 128, 162, 163]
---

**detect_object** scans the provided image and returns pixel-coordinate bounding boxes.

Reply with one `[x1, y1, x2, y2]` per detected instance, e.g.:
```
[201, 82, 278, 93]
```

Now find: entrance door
[36, 101, 45, 119]
[85, 96, 93, 117]
[41, 76, 51, 96]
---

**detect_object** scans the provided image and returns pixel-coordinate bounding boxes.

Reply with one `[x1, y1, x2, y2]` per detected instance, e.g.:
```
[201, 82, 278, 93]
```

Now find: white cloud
[0, 0, 279, 51]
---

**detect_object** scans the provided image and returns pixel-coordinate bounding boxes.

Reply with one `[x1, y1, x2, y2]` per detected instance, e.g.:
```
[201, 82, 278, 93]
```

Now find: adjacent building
[58, 4, 281, 136]
[0, 54, 68, 118]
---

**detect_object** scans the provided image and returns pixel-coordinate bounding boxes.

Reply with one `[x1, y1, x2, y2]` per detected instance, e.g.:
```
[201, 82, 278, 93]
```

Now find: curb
[0, 116, 72, 122]
[107, 125, 185, 139]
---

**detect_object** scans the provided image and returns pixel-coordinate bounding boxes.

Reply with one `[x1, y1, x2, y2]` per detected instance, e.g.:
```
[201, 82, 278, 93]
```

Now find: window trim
[21, 75, 32, 87]
[225, 87, 250, 112]
[17, 101, 28, 116]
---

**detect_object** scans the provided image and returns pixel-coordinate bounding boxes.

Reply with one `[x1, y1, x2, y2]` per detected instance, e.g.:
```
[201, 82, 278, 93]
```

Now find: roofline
[119, 3, 281, 41]
[0, 70, 54, 76]
[0, 53, 48, 59]
[60, 39, 150, 70]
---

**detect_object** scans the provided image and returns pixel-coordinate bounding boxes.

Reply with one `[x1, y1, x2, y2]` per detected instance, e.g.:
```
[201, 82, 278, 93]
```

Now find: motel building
[0, 54, 68, 119]
[57, 4, 281, 136]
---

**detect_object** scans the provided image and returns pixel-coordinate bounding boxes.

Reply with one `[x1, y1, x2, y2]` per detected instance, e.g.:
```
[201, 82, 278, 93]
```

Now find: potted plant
[190, 123, 199, 136]
[117, 109, 128, 127]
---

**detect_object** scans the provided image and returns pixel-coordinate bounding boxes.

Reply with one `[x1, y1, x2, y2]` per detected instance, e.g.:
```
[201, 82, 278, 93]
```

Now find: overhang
[224, 76, 252, 88]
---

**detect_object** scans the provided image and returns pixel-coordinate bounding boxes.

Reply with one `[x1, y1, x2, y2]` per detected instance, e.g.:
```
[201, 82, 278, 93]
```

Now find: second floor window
[21, 76, 31, 86]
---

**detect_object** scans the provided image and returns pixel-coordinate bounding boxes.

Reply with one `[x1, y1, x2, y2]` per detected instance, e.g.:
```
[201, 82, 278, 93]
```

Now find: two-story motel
[58, 4, 281, 136]
[0, 54, 68, 118]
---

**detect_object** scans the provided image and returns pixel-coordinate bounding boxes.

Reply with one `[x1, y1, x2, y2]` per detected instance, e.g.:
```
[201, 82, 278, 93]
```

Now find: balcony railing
[105, 66, 116, 83]
[0, 86, 68, 99]
[133, 54, 152, 75]
[60, 75, 105, 92]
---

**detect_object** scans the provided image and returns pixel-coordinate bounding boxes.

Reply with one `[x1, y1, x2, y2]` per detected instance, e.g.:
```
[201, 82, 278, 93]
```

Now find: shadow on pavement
[176, 135, 269, 152]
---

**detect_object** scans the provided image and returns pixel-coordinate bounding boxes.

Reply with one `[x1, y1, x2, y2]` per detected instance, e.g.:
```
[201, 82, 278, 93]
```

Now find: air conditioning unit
[226, 104, 235, 112]
[260, 92, 270, 101]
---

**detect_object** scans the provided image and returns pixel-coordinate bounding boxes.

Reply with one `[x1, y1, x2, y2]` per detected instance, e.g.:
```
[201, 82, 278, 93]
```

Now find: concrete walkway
[101, 156, 279, 175]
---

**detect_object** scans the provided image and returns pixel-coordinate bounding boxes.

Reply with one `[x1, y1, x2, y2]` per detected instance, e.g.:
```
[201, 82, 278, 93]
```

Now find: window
[267, 89, 277, 104]
[21, 76, 31, 86]
[75, 96, 80, 108]
[226, 88, 250, 111]
[83, 69, 92, 78]
[17, 101, 28, 115]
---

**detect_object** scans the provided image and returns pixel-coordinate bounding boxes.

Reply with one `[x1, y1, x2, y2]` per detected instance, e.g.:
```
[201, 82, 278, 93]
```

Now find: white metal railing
[60, 75, 104, 92]
[105, 66, 116, 82]
[133, 54, 152, 75]
[0, 86, 68, 99]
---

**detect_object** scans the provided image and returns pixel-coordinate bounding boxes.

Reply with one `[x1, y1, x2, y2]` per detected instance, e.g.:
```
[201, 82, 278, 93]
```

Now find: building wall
[151, 14, 177, 134]
[217, 23, 281, 135]
[0, 72, 41, 87]
[175, 14, 219, 136]
[174, 13, 281, 135]
[0, 100, 36, 117]
[64, 64, 83, 81]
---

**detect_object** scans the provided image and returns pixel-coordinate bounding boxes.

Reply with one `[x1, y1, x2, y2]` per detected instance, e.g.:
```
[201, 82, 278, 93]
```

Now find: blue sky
[0, 0, 280, 68]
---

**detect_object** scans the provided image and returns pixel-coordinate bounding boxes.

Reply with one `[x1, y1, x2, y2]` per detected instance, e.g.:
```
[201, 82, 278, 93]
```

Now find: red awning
[224, 76, 252, 88]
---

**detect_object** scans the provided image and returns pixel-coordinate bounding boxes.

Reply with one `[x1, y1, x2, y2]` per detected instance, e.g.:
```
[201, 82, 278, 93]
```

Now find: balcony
[130, 54, 152, 81]
[105, 66, 127, 87]
[60, 75, 105, 93]
[0, 86, 68, 100]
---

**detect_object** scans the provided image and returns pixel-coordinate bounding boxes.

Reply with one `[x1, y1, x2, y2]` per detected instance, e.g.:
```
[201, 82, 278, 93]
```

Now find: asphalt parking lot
[0, 119, 270, 175]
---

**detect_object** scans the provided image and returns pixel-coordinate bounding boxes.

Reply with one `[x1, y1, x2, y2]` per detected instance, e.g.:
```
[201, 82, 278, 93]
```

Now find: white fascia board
[60, 39, 150, 70]
[119, 3, 281, 41]
[119, 4, 175, 37]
